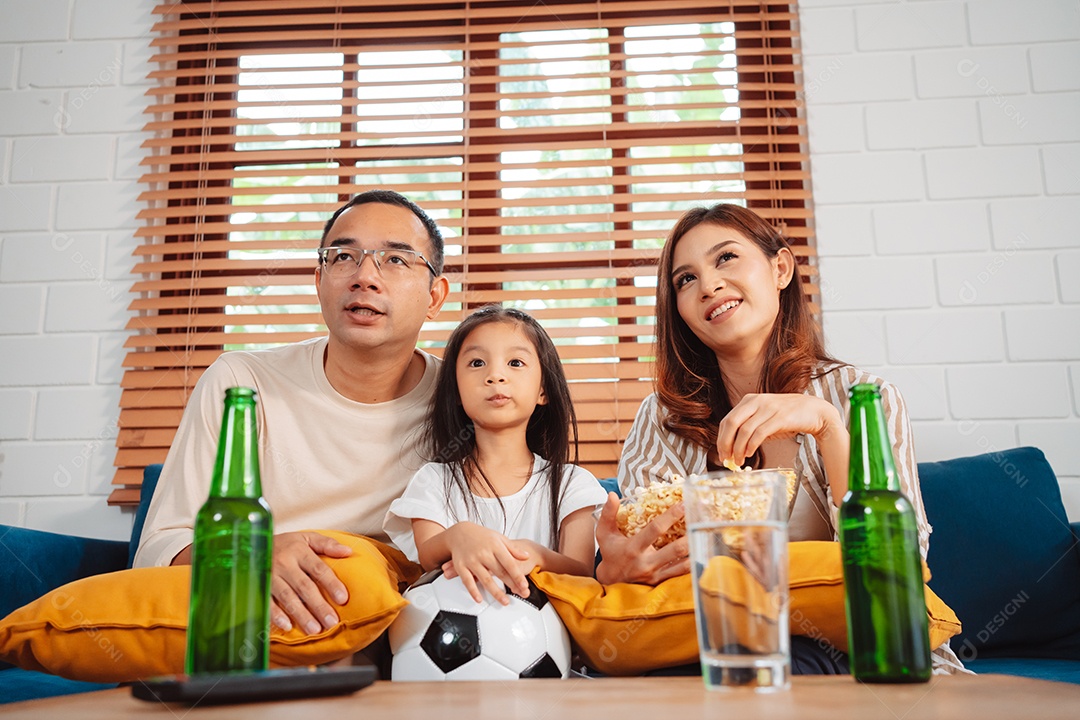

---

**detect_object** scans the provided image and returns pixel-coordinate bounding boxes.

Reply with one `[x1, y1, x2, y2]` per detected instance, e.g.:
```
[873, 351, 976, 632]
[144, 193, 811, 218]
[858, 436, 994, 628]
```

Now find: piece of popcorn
[722, 458, 752, 473]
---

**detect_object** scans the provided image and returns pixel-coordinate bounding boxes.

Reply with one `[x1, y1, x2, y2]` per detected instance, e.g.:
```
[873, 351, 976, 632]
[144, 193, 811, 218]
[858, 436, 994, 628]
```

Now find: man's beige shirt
[134, 336, 437, 568]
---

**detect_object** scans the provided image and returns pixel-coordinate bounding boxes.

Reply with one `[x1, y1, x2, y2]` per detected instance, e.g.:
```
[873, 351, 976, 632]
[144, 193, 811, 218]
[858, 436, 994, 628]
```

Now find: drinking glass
[684, 470, 790, 691]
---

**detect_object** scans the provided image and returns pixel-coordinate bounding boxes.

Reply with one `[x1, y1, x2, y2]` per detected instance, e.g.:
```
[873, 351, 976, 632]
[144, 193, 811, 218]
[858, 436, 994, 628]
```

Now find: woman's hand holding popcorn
[595, 492, 690, 586]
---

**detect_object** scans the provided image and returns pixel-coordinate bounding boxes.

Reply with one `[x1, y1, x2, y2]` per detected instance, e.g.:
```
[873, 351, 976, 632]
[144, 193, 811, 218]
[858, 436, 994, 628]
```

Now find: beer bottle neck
[848, 384, 900, 493]
[210, 389, 263, 499]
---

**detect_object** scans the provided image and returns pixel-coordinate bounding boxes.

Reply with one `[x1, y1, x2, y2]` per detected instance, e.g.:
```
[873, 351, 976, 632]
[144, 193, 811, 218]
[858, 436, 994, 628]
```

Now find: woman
[595, 203, 964, 673]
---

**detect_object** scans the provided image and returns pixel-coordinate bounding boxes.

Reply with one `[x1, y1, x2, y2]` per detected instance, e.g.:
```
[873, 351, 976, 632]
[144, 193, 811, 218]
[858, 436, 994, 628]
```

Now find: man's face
[316, 202, 447, 354]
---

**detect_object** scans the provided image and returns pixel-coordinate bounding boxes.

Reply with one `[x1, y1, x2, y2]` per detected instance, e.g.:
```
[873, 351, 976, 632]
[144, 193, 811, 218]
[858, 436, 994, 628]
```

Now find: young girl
[384, 305, 607, 605]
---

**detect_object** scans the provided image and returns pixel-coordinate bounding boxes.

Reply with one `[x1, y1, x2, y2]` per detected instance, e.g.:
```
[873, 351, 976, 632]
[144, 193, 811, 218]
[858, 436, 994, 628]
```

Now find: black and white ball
[389, 569, 571, 680]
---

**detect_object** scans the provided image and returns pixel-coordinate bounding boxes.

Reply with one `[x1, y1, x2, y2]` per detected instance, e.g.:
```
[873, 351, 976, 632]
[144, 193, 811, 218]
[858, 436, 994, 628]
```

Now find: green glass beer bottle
[839, 383, 932, 683]
[185, 387, 273, 675]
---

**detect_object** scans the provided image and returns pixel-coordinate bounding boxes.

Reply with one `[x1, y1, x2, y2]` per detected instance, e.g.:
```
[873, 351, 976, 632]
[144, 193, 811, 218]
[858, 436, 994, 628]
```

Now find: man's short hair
[321, 189, 445, 275]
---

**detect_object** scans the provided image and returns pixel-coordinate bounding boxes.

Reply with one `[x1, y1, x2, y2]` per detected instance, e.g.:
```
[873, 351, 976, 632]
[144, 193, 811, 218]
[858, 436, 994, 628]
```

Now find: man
[135, 189, 450, 638]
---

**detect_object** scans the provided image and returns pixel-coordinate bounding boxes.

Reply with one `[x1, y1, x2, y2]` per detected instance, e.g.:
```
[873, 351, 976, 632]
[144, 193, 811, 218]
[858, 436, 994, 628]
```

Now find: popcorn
[616, 464, 798, 550]
[722, 458, 752, 473]
[616, 477, 686, 549]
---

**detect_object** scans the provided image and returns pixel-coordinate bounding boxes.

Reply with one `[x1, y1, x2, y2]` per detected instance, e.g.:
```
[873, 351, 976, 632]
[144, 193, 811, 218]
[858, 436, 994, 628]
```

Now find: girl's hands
[717, 393, 845, 467]
[440, 523, 535, 605]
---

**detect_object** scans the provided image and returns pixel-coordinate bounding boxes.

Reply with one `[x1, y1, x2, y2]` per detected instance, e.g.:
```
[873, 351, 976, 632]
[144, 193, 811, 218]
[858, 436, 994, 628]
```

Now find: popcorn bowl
[609, 469, 798, 550]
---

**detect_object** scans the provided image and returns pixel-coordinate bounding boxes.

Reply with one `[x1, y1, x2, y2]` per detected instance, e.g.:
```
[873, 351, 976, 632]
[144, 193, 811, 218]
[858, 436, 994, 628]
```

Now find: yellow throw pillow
[531, 541, 961, 676]
[695, 555, 783, 654]
[0, 531, 421, 683]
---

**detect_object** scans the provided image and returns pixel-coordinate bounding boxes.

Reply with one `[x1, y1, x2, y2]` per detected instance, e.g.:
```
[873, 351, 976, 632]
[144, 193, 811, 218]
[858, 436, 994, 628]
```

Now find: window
[113, 1, 815, 503]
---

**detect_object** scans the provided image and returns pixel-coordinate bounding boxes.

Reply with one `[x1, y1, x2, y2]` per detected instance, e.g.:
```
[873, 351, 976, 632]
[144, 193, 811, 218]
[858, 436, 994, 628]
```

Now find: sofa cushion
[534, 541, 960, 675]
[0, 532, 420, 683]
[919, 447, 1080, 660]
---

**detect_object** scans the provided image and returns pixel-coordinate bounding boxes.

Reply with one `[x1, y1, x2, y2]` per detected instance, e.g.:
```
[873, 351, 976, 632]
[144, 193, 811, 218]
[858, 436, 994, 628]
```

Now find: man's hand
[594, 492, 690, 585]
[270, 531, 353, 635]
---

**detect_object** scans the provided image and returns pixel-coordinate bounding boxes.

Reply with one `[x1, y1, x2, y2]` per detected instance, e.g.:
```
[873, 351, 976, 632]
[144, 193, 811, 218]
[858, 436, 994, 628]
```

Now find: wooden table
[4, 675, 1079, 719]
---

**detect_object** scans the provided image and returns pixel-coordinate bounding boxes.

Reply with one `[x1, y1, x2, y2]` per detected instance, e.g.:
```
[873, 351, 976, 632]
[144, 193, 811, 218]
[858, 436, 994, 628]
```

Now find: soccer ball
[389, 569, 571, 681]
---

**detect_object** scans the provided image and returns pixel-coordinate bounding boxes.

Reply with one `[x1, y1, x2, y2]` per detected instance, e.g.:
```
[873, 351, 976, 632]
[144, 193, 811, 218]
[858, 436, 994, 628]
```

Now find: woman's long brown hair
[654, 204, 839, 461]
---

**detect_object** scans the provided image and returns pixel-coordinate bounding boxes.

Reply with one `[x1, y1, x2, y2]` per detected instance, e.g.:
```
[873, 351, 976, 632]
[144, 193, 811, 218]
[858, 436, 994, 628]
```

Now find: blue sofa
[0, 464, 161, 703]
[919, 447, 1080, 682]
[2, 448, 1079, 704]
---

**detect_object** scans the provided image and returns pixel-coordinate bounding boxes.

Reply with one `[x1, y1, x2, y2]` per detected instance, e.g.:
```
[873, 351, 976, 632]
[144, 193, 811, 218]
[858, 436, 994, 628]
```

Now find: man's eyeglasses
[317, 246, 437, 279]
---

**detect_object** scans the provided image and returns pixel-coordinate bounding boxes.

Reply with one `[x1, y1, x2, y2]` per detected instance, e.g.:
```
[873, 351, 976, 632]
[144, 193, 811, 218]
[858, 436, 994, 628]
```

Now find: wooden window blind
[112, 0, 815, 505]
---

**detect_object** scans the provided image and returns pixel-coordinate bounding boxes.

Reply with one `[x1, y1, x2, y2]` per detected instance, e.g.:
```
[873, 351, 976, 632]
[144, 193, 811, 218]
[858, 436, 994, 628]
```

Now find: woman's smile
[706, 298, 742, 322]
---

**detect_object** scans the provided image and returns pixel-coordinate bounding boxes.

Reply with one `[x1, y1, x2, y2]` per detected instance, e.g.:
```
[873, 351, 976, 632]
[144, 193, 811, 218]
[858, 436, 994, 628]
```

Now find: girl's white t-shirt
[383, 454, 607, 563]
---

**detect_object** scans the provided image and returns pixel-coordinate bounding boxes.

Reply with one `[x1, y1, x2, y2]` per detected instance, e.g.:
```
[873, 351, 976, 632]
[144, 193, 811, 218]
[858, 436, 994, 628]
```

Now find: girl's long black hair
[426, 305, 578, 549]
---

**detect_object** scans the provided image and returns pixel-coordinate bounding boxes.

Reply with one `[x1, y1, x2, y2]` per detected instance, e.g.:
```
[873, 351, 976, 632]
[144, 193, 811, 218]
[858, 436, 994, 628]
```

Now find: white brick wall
[1042, 143, 1080, 194]
[19, 42, 122, 87]
[0, 47, 17, 88]
[0, 285, 44, 334]
[0, 90, 66, 136]
[0, 442, 90, 496]
[0, 185, 52, 231]
[0, 233, 106, 282]
[885, 309, 1005, 364]
[802, 0, 1080, 519]
[800, 8, 856, 55]
[815, 205, 873, 256]
[74, 0, 155, 41]
[946, 364, 1071, 418]
[823, 312, 887, 366]
[805, 53, 914, 103]
[0, 389, 34, 440]
[1005, 307, 1080, 360]
[873, 201, 990, 255]
[1, 2, 1078, 543]
[979, 92, 1080, 145]
[934, 252, 1056, 306]
[805, 105, 866, 152]
[812, 152, 925, 203]
[0, 0, 72, 43]
[10, 136, 114, 182]
[1071, 364, 1080, 413]
[912, 419, 1018, 465]
[925, 147, 1043, 199]
[854, 2, 967, 51]
[990, 197, 1080, 248]
[1030, 42, 1080, 92]
[867, 365, 947, 420]
[865, 99, 979, 149]
[0, 0, 142, 540]
[819, 256, 934, 309]
[968, 0, 1080, 45]
[1058, 251, 1080, 302]
[913, 47, 1029, 98]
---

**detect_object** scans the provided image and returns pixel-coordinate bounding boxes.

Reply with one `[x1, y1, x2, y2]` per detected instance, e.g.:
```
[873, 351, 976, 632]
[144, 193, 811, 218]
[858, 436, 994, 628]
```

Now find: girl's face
[670, 222, 794, 357]
[455, 321, 547, 433]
